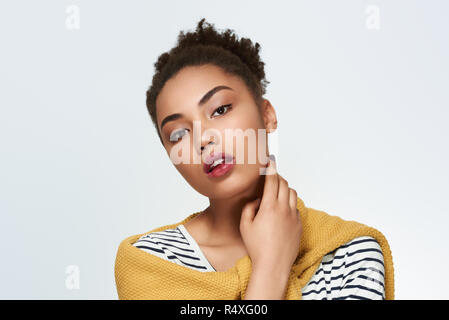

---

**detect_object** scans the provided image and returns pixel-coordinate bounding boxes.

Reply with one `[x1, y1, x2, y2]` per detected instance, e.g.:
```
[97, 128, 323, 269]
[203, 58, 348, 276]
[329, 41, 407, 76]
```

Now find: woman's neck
[201, 175, 265, 246]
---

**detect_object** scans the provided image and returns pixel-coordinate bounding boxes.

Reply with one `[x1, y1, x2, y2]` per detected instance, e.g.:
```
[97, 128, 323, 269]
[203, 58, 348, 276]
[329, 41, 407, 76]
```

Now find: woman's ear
[261, 99, 278, 133]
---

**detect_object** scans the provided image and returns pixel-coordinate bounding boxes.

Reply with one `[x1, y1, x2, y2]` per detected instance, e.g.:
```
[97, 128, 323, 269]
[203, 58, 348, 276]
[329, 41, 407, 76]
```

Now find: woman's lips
[203, 152, 235, 177]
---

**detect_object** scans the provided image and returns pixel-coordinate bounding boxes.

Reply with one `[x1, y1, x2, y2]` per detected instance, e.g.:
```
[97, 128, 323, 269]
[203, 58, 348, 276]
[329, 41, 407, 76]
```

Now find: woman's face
[156, 64, 277, 200]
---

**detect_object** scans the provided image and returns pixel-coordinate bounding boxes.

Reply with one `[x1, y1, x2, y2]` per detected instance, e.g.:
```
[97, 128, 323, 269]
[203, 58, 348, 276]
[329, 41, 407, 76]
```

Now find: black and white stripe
[132, 225, 216, 271]
[301, 236, 385, 300]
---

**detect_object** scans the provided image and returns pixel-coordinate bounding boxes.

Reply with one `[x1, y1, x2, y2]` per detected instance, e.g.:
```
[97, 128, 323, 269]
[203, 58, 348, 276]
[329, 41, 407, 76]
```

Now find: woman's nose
[200, 141, 214, 155]
[196, 122, 221, 155]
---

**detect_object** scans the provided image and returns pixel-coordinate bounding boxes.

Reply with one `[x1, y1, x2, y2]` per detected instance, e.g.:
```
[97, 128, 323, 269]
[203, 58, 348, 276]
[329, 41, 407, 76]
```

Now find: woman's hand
[239, 156, 302, 274]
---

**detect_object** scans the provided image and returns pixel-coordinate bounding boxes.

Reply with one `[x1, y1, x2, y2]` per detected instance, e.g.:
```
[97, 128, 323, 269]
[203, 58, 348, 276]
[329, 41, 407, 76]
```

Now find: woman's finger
[289, 188, 298, 212]
[260, 156, 279, 207]
[240, 198, 262, 230]
[277, 175, 289, 205]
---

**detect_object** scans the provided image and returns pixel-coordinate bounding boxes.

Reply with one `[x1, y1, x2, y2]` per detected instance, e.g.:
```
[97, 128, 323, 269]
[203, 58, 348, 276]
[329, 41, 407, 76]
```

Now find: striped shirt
[133, 225, 385, 300]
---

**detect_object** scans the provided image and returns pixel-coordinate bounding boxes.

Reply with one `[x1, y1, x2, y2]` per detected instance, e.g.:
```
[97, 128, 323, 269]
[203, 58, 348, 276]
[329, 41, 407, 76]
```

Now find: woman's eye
[211, 104, 232, 118]
[169, 128, 189, 142]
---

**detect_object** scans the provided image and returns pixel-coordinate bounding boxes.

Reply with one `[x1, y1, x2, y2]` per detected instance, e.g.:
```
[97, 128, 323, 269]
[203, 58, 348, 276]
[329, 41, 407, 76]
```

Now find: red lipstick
[203, 152, 235, 178]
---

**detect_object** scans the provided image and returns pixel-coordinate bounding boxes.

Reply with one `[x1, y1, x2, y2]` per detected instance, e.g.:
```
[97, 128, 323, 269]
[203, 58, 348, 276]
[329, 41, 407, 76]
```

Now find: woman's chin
[198, 166, 261, 199]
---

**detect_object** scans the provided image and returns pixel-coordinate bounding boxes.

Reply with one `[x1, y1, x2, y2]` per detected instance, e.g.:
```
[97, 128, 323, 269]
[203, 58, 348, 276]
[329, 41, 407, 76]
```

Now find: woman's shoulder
[335, 235, 382, 253]
[327, 235, 385, 299]
[303, 235, 386, 300]
[327, 235, 384, 265]
[130, 224, 217, 272]
[132, 225, 190, 251]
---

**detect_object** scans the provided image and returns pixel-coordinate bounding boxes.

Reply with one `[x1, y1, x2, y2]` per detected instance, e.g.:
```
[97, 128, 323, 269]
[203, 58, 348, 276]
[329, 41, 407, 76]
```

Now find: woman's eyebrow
[160, 85, 233, 131]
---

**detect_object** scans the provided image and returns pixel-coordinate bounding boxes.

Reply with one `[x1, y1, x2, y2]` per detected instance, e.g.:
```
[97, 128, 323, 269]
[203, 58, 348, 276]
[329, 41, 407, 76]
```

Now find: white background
[0, 0, 448, 299]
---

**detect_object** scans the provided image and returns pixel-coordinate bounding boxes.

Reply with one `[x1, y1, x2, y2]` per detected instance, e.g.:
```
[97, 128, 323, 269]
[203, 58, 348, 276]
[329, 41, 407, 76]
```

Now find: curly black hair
[146, 18, 270, 146]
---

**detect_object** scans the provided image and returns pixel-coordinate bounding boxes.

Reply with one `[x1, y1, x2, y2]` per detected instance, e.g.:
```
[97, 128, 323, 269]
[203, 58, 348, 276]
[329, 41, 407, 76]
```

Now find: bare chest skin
[183, 216, 248, 272]
[199, 243, 248, 272]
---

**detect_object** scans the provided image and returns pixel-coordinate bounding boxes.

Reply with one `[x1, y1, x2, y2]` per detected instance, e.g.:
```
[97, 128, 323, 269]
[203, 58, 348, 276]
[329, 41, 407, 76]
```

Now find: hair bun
[172, 18, 267, 84]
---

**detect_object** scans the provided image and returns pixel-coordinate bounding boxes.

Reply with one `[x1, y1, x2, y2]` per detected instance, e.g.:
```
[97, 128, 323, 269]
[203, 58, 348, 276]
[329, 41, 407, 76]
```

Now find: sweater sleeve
[334, 236, 386, 300]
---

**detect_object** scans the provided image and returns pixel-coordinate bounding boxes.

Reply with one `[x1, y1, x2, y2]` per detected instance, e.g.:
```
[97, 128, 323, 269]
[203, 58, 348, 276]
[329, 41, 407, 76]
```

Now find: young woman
[114, 18, 394, 300]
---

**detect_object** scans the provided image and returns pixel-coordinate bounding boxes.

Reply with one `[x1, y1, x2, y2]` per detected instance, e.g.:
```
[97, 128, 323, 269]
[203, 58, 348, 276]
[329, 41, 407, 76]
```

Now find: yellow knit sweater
[114, 196, 395, 300]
